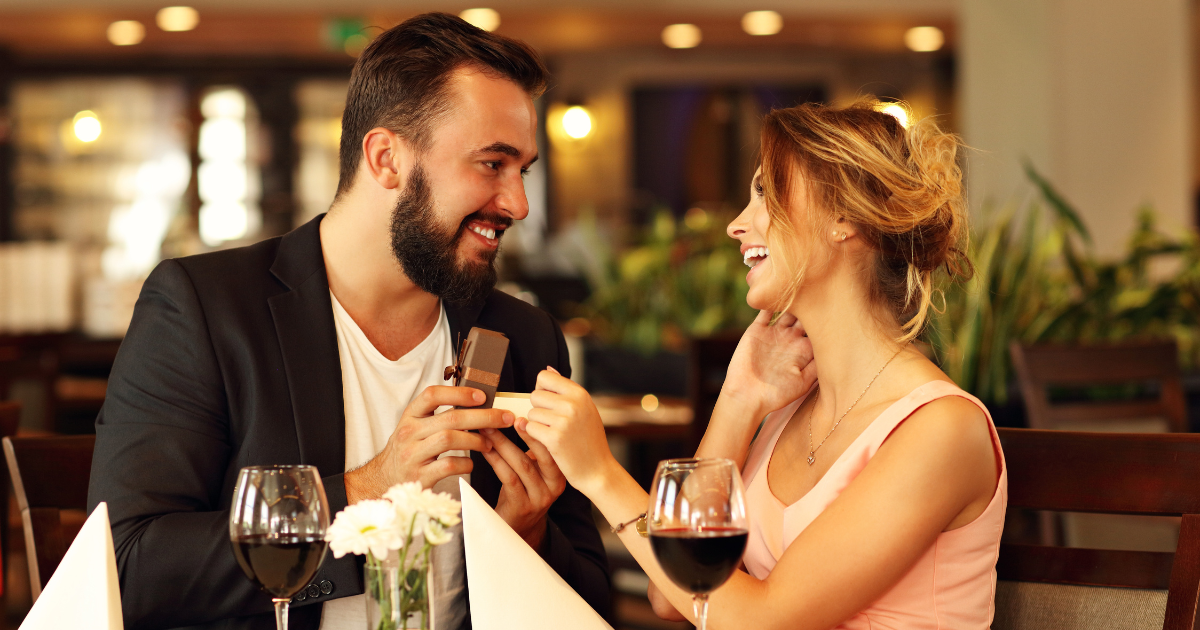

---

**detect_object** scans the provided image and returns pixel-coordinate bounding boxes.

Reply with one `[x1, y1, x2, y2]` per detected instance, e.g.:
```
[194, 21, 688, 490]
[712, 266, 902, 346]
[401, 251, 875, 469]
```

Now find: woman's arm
[526, 383, 997, 630]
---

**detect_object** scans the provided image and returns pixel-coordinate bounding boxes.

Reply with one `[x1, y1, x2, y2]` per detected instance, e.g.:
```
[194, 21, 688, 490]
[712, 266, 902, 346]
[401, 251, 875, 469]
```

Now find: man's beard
[389, 164, 508, 305]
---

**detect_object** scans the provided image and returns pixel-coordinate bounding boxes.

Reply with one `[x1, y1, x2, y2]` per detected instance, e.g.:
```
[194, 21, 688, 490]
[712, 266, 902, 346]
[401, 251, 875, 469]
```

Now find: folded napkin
[459, 478, 612, 630]
[22, 502, 123, 630]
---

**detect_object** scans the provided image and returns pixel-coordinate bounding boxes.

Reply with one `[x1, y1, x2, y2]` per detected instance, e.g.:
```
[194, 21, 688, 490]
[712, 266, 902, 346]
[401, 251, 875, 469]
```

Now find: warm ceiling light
[460, 8, 500, 32]
[561, 106, 592, 139]
[904, 26, 944, 52]
[877, 102, 911, 128]
[742, 10, 782, 36]
[662, 23, 701, 49]
[107, 20, 145, 46]
[640, 394, 660, 413]
[73, 111, 102, 142]
[157, 6, 199, 32]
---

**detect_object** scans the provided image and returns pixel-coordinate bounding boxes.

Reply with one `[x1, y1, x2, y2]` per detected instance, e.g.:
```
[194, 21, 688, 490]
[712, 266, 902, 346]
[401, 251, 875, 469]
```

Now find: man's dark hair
[336, 12, 549, 197]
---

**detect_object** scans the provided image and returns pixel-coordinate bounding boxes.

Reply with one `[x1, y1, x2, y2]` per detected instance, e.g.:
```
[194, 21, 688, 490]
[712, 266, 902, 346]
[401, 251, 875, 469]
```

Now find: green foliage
[587, 208, 757, 354]
[926, 164, 1200, 403]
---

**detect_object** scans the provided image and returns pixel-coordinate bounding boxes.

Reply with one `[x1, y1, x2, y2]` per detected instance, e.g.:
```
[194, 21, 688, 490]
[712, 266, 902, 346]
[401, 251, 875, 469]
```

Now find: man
[88, 13, 610, 630]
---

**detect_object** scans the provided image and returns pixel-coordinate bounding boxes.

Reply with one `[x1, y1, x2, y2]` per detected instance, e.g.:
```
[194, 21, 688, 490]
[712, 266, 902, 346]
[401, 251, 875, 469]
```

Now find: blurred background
[0, 0, 1198, 628]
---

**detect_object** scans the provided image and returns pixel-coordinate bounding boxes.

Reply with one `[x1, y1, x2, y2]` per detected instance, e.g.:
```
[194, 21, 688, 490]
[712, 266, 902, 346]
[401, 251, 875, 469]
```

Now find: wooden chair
[995, 428, 1200, 630]
[0, 400, 22, 593]
[1009, 340, 1187, 432]
[687, 333, 740, 452]
[3, 434, 95, 602]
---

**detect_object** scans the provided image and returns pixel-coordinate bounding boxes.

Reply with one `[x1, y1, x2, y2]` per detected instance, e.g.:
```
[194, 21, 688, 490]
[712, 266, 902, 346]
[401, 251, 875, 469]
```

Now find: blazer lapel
[267, 215, 346, 477]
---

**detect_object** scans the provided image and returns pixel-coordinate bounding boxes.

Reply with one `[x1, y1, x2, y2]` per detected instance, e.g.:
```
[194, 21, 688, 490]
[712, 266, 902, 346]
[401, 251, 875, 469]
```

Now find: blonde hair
[759, 99, 971, 342]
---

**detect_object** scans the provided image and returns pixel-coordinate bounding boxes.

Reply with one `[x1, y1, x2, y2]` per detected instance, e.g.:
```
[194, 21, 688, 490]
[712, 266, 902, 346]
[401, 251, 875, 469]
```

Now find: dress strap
[742, 395, 807, 484]
[862, 380, 992, 457]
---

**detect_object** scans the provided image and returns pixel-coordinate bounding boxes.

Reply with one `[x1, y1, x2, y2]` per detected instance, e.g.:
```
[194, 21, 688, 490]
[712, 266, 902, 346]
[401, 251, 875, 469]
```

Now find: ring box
[446, 327, 509, 409]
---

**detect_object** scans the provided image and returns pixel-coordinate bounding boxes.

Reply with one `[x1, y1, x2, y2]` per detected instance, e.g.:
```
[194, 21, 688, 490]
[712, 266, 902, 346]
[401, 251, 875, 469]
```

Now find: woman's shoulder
[881, 381, 996, 479]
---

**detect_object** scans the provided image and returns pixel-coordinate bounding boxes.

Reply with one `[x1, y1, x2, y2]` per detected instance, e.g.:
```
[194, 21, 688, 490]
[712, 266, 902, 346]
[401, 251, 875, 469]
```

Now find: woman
[495, 101, 1005, 629]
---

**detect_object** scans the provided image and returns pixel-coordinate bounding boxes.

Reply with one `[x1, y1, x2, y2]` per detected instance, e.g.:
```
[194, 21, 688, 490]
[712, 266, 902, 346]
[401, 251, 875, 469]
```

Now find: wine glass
[230, 465, 331, 630]
[648, 458, 748, 630]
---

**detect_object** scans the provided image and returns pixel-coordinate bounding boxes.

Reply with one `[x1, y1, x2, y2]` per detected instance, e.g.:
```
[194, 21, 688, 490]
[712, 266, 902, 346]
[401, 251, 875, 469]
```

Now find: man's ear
[361, 127, 414, 190]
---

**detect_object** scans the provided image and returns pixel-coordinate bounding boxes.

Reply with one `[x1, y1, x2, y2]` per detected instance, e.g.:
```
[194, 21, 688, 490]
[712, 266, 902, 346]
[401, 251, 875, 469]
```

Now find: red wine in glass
[649, 528, 748, 595]
[649, 458, 748, 630]
[230, 465, 330, 630]
[231, 534, 329, 599]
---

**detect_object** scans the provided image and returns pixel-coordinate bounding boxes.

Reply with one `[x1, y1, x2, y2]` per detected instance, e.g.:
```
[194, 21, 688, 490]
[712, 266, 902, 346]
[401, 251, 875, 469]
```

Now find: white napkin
[22, 502, 123, 630]
[459, 478, 612, 630]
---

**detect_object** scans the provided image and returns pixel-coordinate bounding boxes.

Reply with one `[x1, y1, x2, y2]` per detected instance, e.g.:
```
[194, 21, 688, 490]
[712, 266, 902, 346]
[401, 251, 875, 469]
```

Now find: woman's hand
[520, 368, 620, 497]
[647, 580, 687, 621]
[721, 310, 817, 420]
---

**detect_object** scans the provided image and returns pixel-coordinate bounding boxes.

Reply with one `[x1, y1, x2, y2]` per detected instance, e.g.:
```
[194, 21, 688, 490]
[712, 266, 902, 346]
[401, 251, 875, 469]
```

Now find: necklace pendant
[806, 454, 815, 465]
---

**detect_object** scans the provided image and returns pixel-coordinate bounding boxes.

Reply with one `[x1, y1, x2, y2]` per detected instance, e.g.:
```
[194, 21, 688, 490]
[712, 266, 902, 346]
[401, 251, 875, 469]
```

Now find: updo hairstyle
[758, 99, 972, 342]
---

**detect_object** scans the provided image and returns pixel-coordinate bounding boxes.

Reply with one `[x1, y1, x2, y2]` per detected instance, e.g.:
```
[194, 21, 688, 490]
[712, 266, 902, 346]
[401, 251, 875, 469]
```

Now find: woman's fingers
[535, 368, 578, 395]
[774, 312, 798, 328]
[520, 416, 555, 448]
[753, 309, 773, 326]
[530, 389, 574, 415]
[525, 407, 565, 429]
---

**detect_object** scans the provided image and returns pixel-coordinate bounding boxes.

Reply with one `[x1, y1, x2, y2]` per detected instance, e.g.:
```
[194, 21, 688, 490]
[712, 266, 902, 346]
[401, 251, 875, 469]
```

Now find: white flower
[382, 481, 462, 546]
[325, 499, 404, 559]
[423, 518, 453, 545]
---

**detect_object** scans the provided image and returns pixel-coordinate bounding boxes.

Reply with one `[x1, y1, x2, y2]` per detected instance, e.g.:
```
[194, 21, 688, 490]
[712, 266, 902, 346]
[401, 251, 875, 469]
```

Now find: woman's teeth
[743, 246, 770, 268]
[470, 225, 497, 240]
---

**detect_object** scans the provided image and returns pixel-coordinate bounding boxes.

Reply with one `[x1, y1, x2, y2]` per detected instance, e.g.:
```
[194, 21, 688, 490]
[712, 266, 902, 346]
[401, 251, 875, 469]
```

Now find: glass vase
[365, 549, 429, 630]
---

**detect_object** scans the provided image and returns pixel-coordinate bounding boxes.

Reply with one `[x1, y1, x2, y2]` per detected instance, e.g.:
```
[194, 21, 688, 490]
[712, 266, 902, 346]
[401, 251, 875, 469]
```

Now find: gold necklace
[806, 346, 906, 466]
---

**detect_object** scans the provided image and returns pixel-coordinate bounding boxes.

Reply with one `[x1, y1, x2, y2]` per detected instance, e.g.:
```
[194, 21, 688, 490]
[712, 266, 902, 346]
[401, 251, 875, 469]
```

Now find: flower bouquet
[326, 482, 462, 630]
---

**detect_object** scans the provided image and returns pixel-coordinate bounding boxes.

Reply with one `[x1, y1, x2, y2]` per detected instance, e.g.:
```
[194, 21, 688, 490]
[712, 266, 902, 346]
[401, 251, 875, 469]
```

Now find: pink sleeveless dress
[741, 380, 1007, 629]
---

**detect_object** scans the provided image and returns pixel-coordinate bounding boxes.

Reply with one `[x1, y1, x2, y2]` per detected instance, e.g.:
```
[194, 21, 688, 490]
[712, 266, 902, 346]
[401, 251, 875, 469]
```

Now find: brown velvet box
[446, 327, 509, 409]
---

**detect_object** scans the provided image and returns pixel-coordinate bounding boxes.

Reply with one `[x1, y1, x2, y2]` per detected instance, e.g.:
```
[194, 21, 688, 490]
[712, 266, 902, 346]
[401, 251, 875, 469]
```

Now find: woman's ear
[830, 217, 858, 243]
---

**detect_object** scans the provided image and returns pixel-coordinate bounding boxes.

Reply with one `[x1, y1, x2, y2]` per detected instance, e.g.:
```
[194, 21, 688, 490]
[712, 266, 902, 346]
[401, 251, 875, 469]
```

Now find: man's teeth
[743, 246, 770, 268]
[470, 226, 497, 240]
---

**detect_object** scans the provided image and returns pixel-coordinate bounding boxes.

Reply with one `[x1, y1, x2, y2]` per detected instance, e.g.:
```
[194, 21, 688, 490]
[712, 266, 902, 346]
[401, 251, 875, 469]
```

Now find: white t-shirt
[320, 293, 467, 630]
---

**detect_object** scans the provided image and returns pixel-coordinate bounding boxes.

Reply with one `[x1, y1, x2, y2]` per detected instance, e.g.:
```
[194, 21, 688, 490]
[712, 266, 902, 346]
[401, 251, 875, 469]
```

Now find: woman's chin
[744, 288, 772, 312]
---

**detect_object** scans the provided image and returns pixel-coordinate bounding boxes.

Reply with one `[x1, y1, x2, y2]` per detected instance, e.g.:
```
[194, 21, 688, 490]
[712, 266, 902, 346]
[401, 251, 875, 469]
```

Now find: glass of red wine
[230, 465, 330, 630]
[648, 458, 747, 630]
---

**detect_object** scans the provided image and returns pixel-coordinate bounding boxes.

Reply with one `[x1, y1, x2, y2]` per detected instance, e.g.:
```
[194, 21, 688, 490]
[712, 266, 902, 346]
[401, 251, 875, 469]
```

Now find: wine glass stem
[693, 594, 710, 630]
[273, 598, 290, 630]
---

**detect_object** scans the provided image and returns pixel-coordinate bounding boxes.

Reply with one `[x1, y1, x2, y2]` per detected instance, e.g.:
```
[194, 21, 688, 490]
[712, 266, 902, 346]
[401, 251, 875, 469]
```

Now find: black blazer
[87, 215, 610, 630]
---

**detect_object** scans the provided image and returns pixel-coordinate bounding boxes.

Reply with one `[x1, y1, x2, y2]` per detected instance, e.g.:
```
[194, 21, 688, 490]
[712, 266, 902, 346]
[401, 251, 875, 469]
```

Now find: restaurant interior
[1, 0, 1199, 628]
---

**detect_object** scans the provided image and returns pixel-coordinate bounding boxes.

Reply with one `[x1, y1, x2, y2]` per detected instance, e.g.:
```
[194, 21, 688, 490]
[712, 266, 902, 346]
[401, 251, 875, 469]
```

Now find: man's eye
[520, 168, 530, 178]
[485, 161, 501, 170]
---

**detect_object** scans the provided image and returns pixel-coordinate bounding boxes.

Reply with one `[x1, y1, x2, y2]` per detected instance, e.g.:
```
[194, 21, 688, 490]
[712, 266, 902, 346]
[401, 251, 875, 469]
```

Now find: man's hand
[479, 423, 566, 552]
[345, 385, 514, 503]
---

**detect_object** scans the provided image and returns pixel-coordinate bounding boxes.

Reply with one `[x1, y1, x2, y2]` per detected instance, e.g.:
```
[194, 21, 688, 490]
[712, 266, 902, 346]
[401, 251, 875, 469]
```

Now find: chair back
[1009, 340, 1187, 432]
[0, 400, 21, 593]
[995, 428, 1200, 630]
[687, 333, 740, 451]
[3, 434, 95, 601]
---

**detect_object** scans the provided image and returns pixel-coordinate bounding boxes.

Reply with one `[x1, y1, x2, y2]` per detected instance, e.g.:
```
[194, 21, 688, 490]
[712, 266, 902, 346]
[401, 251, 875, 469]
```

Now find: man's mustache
[456, 211, 514, 236]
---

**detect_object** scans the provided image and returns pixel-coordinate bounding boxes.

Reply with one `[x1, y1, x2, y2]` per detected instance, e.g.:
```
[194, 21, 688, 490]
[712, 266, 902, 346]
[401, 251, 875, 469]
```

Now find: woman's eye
[754, 183, 764, 196]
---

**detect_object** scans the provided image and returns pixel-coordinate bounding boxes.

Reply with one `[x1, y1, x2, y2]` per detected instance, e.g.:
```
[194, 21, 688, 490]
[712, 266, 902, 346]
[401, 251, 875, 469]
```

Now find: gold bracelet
[612, 512, 649, 538]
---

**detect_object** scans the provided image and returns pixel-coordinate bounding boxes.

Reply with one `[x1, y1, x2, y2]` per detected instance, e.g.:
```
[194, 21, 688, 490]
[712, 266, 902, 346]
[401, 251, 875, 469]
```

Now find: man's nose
[497, 172, 530, 221]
